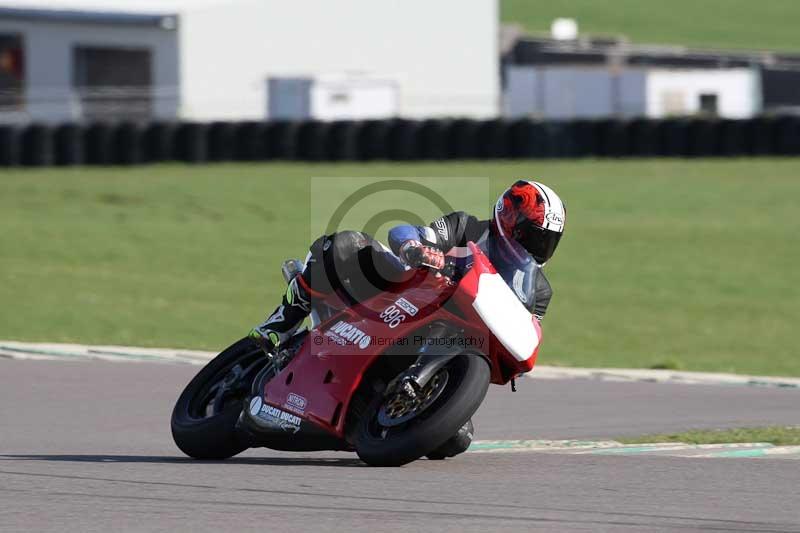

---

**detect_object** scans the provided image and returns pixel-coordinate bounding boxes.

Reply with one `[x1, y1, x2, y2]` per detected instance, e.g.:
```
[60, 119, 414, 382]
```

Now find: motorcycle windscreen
[483, 232, 539, 312]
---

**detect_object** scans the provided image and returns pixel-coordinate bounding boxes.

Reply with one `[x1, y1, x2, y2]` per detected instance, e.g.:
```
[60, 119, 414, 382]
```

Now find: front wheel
[171, 337, 266, 459]
[355, 353, 490, 467]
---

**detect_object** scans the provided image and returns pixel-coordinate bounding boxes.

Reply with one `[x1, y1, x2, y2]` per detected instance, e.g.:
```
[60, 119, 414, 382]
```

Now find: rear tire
[355, 353, 489, 467]
[171, 337, 263, 460]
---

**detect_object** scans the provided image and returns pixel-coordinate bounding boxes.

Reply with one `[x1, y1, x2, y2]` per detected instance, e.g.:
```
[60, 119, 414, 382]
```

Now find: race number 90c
[380, 305, 406, 328]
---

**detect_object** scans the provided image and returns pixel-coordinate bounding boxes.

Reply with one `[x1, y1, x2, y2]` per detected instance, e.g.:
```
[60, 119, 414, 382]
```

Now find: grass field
[501, 0, 800, 51]
[1, 159, 799, 376]
[620, 426, 800, 446]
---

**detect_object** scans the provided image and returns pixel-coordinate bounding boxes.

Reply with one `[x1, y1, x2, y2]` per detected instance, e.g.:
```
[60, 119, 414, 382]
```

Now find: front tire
[355, 353, 489, 467]
[171, 337, 265, 459]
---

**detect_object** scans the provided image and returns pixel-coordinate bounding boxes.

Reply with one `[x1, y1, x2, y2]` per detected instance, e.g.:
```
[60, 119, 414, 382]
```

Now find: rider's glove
[399, 240, 446, 270]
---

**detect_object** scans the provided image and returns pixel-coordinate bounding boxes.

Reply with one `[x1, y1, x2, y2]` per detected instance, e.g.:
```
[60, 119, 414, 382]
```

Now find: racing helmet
[491, 180, 566, 264]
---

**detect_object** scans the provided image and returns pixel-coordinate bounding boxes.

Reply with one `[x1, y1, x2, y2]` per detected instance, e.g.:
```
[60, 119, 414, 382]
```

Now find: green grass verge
[619, 426, 800, 446]
[501, 0, 800, 51]
[1, 159, 799, 376]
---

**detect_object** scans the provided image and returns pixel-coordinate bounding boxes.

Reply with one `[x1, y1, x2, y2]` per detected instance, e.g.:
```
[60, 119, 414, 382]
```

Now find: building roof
[0, 0, 227, 13]
[505, 36, 800, 71]
[0, 0, 234, 26]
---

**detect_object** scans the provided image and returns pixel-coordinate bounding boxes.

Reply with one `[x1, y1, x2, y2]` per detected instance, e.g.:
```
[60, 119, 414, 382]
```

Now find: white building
[0, 0, 500, 123]
[645, 68, 761, 119]
[502, 36, 768, 120]
[504, 66, 761, 120]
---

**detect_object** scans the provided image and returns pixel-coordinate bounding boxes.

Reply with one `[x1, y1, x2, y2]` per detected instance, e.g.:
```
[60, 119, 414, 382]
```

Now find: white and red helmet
[492, 180, 566, 264]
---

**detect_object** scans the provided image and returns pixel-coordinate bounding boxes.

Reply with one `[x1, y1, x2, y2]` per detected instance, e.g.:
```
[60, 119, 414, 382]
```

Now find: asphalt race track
[1, 359, 799, 532]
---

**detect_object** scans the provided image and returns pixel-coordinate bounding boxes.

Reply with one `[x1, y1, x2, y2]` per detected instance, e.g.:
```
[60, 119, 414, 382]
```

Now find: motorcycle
[171, 240, 543, 466]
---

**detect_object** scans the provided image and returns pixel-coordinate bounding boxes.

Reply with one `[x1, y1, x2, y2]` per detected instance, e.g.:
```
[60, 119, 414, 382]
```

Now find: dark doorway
[73, 46, 152, 120]
[0, 34, 24, 111]
[698, 93, 718, 115]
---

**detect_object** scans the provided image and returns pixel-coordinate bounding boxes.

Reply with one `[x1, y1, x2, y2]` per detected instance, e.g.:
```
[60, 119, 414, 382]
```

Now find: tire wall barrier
[0, 117, 799, 167]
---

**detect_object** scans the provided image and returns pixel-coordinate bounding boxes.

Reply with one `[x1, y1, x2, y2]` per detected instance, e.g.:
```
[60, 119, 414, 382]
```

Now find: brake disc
[377, 370, 449, 427]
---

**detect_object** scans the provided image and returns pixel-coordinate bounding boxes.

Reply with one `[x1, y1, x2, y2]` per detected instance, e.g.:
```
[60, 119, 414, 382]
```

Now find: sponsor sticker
[434, 218, 449, 240]
[285, 392, 307, 414]
[249, 396, 263, 416]
[394, 297, 418, 316]
[546, 212, 564, 226]
[253, 402, 302, 434]
[325, 320, 372, 349]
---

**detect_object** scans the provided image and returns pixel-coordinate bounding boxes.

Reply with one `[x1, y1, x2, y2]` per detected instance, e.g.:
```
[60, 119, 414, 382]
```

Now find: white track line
[530, 366, 800, 389]
[468, 440, 800, 459]
[0, 341, 214, 365]
[2, 340, 800, 389]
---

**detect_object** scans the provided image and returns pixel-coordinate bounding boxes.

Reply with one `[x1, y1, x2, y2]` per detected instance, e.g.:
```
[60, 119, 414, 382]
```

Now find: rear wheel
[355, 353, 489, 467]
[171, 337, 266, 459]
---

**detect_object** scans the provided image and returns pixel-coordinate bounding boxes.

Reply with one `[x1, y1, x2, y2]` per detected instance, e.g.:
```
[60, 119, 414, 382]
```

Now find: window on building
[73, 47, 152, 121]
[0, 34, 24, 111]
[698, 93, 718, 115]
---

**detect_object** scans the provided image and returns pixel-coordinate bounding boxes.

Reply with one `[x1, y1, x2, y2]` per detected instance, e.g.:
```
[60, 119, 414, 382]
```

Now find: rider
[249, 180, 566, 354]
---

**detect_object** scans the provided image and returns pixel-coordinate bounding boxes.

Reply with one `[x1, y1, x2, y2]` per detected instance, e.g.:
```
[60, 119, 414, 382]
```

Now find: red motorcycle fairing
[254, 242, 542, 442]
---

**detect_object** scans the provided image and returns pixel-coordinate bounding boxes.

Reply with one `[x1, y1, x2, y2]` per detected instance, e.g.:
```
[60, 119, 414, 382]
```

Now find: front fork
[386, 322, 463, 399]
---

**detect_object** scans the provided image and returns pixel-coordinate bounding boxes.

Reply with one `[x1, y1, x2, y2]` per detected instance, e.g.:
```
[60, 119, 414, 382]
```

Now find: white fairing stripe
[471, 273, 539, 363]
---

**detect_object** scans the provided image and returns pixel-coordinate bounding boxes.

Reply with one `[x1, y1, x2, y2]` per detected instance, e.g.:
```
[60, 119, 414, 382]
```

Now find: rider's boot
[426, 419, 474, 460]
[248, 276, 311, 356]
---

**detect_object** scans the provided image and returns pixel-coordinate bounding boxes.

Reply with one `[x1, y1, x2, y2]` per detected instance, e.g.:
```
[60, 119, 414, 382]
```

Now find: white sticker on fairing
[325, 321, 372, 349]
[285, 393, 307, 414]
[395, 297, 419, 316]
[471, 273, 539, 364]
[249, 396, 263, 416]
[254, 402, 301, 433]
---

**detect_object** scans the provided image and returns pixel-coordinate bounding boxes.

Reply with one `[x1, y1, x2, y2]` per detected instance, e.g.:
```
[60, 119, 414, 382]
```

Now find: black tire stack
[1, 116, 799, 168]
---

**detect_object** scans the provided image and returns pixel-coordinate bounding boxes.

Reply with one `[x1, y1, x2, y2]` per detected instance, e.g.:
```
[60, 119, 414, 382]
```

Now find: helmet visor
[514, 219, 563, 264]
